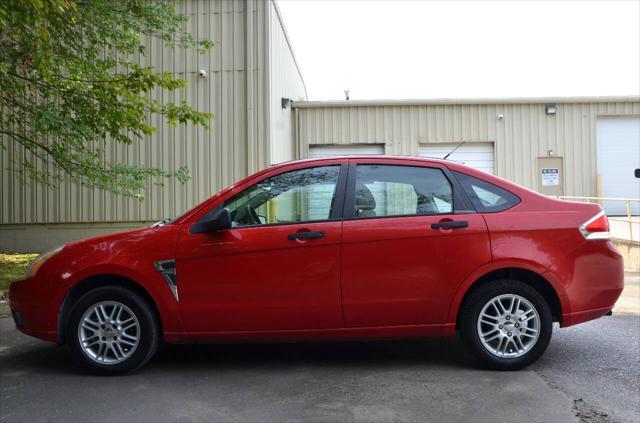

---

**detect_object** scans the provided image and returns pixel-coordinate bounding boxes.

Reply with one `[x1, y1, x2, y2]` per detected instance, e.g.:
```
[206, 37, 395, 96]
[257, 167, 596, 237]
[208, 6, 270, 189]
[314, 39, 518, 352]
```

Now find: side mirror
[189, 208, 232, 234]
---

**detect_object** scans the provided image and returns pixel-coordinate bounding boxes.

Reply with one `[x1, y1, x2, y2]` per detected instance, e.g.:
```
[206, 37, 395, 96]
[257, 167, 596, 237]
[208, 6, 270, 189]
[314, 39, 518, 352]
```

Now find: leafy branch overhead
[0, 0, 214, 199]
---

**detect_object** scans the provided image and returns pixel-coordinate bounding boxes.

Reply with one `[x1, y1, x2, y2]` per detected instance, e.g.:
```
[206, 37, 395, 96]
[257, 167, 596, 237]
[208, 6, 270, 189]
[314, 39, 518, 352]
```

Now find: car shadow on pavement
[152, 336, 477, 372]
[2, 332, 476, 375]
[1, 343, 78, 375]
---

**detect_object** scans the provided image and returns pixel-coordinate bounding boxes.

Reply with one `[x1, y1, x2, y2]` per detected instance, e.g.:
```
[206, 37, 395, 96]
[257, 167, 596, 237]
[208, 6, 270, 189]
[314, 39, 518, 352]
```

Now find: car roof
[271, 155, 453, 168]
[267, 154, 532, 196]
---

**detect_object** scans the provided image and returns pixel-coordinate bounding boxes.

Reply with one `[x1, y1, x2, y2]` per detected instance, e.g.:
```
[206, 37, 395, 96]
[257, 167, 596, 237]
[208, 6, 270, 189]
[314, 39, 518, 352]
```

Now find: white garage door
[308, 144, 385, 158]
[419, 143, 494, 174]
[596, 117, 640, 216]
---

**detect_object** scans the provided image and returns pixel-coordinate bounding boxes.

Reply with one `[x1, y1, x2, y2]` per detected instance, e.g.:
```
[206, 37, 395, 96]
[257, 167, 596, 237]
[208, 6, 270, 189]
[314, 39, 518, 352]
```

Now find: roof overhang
[292, 95, 640, 108]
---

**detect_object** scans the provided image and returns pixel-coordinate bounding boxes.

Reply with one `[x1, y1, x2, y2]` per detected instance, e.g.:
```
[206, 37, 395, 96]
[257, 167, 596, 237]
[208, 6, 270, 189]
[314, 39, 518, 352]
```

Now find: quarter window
[353, 165, 453, 218]
[223, 166, 341, 227]
[453, 171, 520, 212]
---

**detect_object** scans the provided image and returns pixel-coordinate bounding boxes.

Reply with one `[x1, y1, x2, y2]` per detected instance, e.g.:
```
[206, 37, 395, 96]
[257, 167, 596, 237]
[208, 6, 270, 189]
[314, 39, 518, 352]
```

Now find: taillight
[579, 210, 610, 240]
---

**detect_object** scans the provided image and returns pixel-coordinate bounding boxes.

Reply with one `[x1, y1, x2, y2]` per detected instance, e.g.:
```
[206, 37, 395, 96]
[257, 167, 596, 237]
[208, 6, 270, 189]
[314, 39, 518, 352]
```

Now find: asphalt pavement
[1, 277, 638, 422]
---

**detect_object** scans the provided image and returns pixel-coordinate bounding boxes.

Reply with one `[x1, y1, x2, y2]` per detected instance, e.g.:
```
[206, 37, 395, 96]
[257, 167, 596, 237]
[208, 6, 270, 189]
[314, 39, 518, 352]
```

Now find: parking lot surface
[1, 275, 638, 422]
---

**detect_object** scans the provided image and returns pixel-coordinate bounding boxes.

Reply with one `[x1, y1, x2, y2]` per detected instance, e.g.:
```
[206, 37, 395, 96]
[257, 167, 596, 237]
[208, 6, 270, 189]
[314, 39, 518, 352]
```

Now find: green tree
[0, 0, 213, 199]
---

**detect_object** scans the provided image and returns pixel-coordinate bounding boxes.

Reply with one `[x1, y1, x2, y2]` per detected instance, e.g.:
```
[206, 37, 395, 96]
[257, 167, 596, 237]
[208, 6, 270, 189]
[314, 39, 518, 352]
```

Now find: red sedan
[9, 156, 623, 374]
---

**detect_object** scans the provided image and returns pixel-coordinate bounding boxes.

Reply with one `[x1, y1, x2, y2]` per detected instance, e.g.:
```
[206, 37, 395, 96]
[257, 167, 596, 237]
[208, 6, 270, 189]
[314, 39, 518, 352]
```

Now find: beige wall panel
[296, 100, 640, 197]
[267, 0, 307, 164]
[0, 0, 273, 227]
[0, 223, 155, 253]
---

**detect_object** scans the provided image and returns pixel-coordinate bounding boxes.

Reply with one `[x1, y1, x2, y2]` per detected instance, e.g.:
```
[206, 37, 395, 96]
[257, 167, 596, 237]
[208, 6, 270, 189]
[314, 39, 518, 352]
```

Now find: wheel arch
[57, 274, 163, 344]
[452, 267, 564, 330]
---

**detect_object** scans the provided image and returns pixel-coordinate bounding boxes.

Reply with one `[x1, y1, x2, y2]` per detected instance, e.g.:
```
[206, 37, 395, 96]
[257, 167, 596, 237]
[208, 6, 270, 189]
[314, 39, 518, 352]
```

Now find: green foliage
[0, 253, 38, 293]
[0, 0, 213, 199]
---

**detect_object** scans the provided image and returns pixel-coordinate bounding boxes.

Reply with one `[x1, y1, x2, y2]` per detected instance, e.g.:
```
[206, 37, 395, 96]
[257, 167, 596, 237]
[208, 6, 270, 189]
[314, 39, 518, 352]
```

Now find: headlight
[25, 246, 64, 279]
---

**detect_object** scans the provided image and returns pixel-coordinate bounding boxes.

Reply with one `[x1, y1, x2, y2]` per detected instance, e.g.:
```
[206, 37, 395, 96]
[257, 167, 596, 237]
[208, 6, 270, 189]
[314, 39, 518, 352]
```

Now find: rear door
[341, 158, 492, 327]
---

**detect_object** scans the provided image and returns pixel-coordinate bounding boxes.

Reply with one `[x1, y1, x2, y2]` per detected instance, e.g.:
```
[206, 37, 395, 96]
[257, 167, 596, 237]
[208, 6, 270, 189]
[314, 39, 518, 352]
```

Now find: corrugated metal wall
[0, 0, 278, 225]
[267, 0, 308, 164]
[295, 99, 640, 197]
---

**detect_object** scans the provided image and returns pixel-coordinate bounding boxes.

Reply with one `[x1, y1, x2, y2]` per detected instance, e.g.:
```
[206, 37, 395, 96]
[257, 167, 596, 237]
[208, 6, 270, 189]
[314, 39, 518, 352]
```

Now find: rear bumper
[8, 278, 59, 343]
[550, 240, 624, 328]
[561, 306, 616, 327]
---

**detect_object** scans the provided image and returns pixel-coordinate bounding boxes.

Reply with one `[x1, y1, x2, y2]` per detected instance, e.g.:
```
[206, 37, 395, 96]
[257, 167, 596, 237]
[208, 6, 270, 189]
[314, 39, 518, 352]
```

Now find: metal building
[294, 97, 640, 214]
[0, 0, 306, 252]
[1, 0, 639, 253]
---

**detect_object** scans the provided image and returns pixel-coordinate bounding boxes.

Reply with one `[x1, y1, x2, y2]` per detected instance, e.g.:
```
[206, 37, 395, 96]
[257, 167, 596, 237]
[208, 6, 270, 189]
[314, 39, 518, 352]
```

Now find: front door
[176, 164, 347, 332]
[341, 160, 492, 327]
[537, 157, 564, 197]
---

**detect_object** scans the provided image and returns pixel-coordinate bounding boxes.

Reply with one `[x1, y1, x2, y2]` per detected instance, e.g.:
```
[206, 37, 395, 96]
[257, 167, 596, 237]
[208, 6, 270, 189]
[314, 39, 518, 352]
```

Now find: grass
[0, 253, 39, 295]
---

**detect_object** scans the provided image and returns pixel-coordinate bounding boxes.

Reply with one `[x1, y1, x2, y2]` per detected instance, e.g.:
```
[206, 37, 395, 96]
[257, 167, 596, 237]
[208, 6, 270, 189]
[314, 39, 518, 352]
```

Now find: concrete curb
[0, 300, 10, 317]
[613, 238, 640, 272]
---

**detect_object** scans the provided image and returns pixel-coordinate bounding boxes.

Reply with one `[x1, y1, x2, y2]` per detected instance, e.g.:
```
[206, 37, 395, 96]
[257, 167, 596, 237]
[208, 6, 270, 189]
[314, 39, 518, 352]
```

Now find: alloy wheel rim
[476, 294, 540, 358]
[77, 301, 140, 365]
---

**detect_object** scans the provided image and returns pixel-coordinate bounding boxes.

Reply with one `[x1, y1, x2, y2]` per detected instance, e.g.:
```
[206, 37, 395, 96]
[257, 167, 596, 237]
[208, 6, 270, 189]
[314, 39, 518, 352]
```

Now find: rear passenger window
[353, 165, 453, 218]
[453, 171, 520, 212]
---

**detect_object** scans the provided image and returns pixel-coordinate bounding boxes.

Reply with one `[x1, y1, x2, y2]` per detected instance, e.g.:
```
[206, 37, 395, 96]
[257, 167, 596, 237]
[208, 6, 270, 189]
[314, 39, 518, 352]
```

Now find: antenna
[443, 141, 465, 160]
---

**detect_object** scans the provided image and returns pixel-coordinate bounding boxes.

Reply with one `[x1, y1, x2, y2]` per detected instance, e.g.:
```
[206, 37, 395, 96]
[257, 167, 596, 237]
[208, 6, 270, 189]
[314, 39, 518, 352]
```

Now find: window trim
[342, 162, 475, 221]
[195, 163, 350, 230]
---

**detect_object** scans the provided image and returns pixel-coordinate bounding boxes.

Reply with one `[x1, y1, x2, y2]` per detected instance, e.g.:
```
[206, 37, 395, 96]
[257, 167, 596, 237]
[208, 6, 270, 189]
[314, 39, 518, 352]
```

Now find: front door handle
[288, 231, 325, 240]
[431, 220, 469, 230]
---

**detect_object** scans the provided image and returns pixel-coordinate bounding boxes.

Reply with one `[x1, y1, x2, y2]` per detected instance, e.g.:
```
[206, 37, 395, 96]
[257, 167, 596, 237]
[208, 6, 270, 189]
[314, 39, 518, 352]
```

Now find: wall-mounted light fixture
[281, 97, 291, 109]
[496, 112, 504, 120]
[198, 69, 207, 78]
[548, 149, 555, 156]
[545, 104, 557, 115]
[344, 89, 350, 101]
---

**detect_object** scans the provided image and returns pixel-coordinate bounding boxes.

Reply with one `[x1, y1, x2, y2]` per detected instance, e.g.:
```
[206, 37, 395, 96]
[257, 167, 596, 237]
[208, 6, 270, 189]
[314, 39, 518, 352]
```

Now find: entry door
[176, 165, 346, 332]
[341, 161, 492, 327]
[537, 157, 564, 196]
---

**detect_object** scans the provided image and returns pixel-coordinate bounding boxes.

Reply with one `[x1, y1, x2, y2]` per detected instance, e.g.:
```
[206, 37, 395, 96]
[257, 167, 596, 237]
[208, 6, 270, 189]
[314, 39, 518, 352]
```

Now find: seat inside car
[355, 184, 377, 217]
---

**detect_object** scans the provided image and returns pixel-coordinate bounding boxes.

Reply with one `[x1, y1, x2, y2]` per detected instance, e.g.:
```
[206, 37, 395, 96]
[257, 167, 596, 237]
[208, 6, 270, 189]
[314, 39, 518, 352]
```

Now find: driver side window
[224, 166, 341, 227]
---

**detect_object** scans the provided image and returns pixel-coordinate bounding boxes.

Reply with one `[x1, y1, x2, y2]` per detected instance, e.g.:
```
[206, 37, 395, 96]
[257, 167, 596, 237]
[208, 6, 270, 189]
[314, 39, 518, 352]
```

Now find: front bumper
[8, 278, 59, 342]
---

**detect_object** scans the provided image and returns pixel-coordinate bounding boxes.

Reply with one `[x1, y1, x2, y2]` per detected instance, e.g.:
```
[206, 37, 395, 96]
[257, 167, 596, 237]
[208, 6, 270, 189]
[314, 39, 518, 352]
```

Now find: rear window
[453, 171, 520, 212]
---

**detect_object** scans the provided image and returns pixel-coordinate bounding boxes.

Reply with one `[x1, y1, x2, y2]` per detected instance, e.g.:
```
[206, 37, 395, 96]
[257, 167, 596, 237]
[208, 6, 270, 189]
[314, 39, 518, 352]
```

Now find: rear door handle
[431, 220, 469, 230]
[288, 231, 325, 240]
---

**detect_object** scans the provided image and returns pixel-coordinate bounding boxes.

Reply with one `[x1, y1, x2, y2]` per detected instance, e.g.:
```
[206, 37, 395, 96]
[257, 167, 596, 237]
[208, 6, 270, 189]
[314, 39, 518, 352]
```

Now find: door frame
[341, 158, 476, 220]
[184, 160, 351, 229]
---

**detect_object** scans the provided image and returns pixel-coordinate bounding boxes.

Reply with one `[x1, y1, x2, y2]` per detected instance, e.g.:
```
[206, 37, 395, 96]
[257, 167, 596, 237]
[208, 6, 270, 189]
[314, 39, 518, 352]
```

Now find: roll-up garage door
[596, 117, 640, 216]
[308, 144, 385, 158]
[418, 143, 494, 174]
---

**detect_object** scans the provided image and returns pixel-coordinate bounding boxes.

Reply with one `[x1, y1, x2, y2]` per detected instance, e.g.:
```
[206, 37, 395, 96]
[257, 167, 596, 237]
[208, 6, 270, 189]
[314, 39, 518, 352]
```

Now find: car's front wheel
[66, 286, 160, 375]
[459, 279, 553, 370]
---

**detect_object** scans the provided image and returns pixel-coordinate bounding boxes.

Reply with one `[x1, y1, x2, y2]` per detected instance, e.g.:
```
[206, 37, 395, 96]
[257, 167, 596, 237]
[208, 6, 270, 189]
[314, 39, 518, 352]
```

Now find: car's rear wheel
[459, 279, 553, 370]
[66, 286, 160, 375]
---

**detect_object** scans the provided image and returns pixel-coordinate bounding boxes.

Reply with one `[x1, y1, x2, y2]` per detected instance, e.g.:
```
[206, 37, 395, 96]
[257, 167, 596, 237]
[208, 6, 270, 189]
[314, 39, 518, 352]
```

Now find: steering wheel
[244, 205, 261, 225]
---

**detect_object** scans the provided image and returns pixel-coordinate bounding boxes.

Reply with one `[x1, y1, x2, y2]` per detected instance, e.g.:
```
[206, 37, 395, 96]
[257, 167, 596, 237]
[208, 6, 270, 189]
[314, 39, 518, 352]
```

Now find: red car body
[9, 156, 624, 346]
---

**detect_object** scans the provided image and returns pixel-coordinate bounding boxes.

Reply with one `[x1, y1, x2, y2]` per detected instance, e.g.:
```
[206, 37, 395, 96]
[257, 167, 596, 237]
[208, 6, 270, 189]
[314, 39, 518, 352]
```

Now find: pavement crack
[572, 398, 615, 423]
[535, 370, 615, 423]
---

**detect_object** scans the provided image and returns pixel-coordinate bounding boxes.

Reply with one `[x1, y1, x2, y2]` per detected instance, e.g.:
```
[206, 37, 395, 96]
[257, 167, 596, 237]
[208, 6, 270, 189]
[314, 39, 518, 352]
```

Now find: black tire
[459, 279, 553, 370]
[66, 286, 160, 375]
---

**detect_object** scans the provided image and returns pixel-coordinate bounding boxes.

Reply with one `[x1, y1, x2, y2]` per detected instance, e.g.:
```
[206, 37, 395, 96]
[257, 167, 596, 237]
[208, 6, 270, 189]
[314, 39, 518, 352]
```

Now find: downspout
[294, 106, 301, 160]
[264, 0, 272, 167]
[246, 0, 256, 173]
